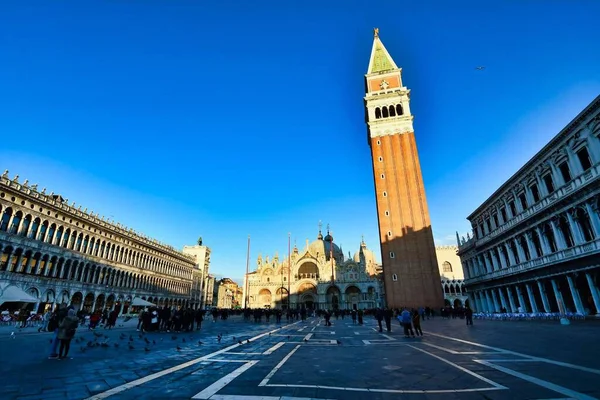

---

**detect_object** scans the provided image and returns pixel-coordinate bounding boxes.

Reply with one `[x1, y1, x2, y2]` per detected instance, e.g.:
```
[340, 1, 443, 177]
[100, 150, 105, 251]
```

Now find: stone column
[516, 285, 528, 312]
[490, 251, 500, 271]
[474, 292, 482, 312]
[585, 272, 600, 315]
[585, 202, 600, 238]
[505, 243, 516, 266]
[566, 275, 585, 314]
[31, 256, 42, 275]
[525, 232, 538, 259]
[10, 252, 23, 273]
[567, 210, 584, 245]
[536, 226, 550, 255]
[506, 286, 517, 312]
[491, 290, 501, 312]
[497, 247, 507, 269]
[550, 219, 567, 250]
[483, 254, 493, 273]
[551, 279, 567, 314]
[497, 288, 508, 311]
[583, 125, 600, 162]
[513, 238, 524, 263]
[536, 280, 551, 313]
[525, 283, 539, 313]
[484, 291, 494, 312]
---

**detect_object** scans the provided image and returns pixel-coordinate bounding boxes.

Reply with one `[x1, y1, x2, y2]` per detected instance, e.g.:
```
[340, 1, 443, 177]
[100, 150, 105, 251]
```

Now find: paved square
[1, 316, 599, 399]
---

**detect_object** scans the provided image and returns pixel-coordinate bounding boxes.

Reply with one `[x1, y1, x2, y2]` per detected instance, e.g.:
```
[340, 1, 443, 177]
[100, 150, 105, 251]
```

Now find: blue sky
[1, 1, 599, 283]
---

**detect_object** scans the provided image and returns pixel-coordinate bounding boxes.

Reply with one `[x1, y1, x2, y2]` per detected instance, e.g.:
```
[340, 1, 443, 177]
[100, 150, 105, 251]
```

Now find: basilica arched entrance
[345, 286, 361, 310]
[326, 286, 340, 310]
[297, 282, 317, 310]
[301, 294, 315, 310]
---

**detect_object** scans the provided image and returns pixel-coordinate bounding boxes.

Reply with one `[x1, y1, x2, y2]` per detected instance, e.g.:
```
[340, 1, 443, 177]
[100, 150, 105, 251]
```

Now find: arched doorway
[326, 286, 340, 310]
[454, 298, 463, 309]
[302, 294, 315, 310]
[95, 294, 106, 311]
[83, 293, 95, 312]
[345, 286, 361, 310]
[71, 292, 83, 310]
[258, 289, 272, 308]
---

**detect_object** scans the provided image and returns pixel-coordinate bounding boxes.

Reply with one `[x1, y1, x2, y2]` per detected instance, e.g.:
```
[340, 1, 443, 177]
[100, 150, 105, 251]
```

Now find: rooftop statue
[198, 236, 203, 246]
[2, 170, 8, 178]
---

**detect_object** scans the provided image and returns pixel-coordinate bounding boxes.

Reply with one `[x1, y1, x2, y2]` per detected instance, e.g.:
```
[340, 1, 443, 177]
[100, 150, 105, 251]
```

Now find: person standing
[400, 308, 415, 338]
[48, 304, 68, 359]
[58, 309, 79, 359]
[465, 306, 473, 326]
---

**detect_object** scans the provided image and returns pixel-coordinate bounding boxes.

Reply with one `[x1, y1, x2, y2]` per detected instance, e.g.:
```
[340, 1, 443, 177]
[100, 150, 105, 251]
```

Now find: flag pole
[288, 232, 291, 311]
[245, 235, 250, 308]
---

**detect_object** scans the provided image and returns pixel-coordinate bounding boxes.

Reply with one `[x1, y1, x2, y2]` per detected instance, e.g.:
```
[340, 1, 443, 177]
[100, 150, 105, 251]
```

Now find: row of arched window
[0, 205, 194, 280]
[374, 104, 404, 119]
[475, 139, 599, 240]
[466, 200, 599, 278]
[0, 244, 191, 296]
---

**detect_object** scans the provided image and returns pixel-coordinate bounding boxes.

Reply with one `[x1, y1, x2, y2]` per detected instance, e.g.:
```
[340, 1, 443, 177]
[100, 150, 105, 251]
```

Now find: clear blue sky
[1, 1, 599, 283]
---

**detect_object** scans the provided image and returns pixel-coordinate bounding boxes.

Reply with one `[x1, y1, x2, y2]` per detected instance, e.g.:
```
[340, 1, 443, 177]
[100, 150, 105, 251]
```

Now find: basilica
[243, 227, 384, 310]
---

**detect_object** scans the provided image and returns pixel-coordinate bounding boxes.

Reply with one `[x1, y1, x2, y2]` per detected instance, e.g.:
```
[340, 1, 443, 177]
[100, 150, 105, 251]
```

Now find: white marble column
[525, 232, 538, 259]
[566, 275, 585, 314]
[536, 280, 551, 313]
[514, 238, 527, 263]
[525, 283, 539, 313]
[505, 243, 516, 266]
[497, 247, 507, 269]
[483, 254, 493, 273]
[585, 272, 600, 315]
[490, 251, 500, 271]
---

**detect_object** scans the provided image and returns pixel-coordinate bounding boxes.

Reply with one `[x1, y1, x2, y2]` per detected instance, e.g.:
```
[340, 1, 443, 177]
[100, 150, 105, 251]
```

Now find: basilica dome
[308, 230, 344, 262]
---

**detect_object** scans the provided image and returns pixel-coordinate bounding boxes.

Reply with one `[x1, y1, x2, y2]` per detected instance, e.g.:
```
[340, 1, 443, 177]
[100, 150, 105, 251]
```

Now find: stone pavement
[0, 315, 598, 400]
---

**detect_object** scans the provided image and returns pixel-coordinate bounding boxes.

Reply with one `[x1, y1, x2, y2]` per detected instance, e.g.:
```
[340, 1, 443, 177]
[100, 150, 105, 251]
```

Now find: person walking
[384, 308, 393, 332]
[412, 309, 423, 336]
[375, 308, 384, 332]
[58, 309, 79, 359]
[48, 304, 68, 359]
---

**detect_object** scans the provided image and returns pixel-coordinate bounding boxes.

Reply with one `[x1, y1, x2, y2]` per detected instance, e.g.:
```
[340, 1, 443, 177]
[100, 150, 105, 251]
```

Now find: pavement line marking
[354, 332, 360, 335]
[421, 341, 500, 355]
[381, 334, 395, 341]
[303, 333, 313, 341]
[311, 325, 317, 332]
[297, 327, 306, 332]
[330, 340, 337, 344]
[263, 342, 285, 355]
[474, 360, 597, 400]
[224, 352, 263, 355]
[199, 359, 250, 363]
[209, 395, 280, 400]
[330, 331, 335, 334]
[259, 345, 301, 386]
[265, 383, 506, 394]
[362, 340, 371, 345]
[407, 345, 508, 390]
[84, 322, 300, 400]
[427, 332, 600, 375]
[192, 360, 258, 399]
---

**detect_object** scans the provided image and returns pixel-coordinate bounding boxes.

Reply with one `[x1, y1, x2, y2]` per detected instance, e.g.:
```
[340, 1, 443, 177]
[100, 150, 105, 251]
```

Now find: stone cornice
[467, 95, 600, 222]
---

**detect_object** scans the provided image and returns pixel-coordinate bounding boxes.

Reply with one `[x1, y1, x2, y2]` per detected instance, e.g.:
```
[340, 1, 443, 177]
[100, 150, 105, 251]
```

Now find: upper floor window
[485, 219, 491, 233]
[530, 183, 540, 203]
[518, 193, 528, 210]
[559, 161, 572, 183]
[509, 201, 517, 217]
[442, 261, 452, 272]
[396, 104, 403, 116]
[500, 207, 507, 223]
[577, 146, 592, 171]
[375, 108, 382, 119]
[543, 173, 555, 194]
[492, 213, 499, 228]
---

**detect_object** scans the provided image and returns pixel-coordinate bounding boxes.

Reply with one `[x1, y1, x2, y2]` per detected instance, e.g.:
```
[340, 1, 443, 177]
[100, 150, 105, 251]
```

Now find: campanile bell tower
[364, 29, 443, 308]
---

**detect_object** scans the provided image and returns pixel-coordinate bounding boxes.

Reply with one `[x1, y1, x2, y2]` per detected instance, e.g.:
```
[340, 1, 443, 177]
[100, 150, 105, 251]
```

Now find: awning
[131, 297, 156, 307]
[0, 284, 38, 304]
